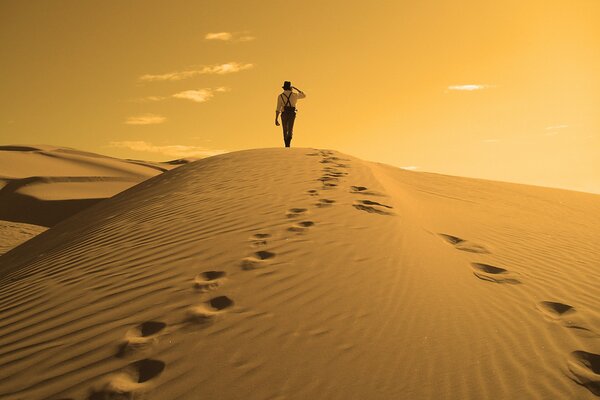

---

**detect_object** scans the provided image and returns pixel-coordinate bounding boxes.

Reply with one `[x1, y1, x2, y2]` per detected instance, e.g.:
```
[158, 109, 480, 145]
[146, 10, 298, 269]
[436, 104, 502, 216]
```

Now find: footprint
[117, 322, 167, 357]
[538, 302, 599, 337]
[187, 296, 234, 322]
[322, 182, 338, 189]
[470, 263, 521, 284]
[288, 221, 315, 233]
[316, 199, 335, 208]
[566, 351, 600, 396]
[307, 189, 319, 196]
[287, 208, 308, 218]
[353, 204, 393, 215]
[322, 155, 350, 162]
[538, 301, 575, 318]
[352, 200, 394, 216]
[320, 155, 341, 161]
[319, 176, 339, 183]
[250, 233, 271, 247]
[89, 359, 165, 399]
[350, 186, 379, 196]
[326, 171, 347, 177]
[194, 271, 226, 292]
[358, 200, 392, 209]
[254, 250, 275, 260]
[439, 233, 490, 254]
[241, 250, 276, 270]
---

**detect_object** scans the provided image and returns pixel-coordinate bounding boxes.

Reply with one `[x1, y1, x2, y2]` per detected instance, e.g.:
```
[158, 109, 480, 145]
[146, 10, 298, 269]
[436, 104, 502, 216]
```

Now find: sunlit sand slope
[0, 148, 599, 400]
[0, 145, 178, 227]
[0, 221, 47, 256]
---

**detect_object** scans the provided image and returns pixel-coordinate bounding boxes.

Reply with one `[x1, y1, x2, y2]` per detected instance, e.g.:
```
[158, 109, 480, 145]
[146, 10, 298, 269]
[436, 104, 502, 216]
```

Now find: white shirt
[276, 90, 306, 112]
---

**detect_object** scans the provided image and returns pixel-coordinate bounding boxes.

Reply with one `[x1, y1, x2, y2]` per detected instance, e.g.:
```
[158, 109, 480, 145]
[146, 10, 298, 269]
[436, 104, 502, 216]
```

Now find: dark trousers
[281, 111, 296, 147]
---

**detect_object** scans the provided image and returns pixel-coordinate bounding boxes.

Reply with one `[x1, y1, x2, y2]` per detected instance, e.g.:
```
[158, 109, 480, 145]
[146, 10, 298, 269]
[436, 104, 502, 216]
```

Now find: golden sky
[1, 0, 599, 193]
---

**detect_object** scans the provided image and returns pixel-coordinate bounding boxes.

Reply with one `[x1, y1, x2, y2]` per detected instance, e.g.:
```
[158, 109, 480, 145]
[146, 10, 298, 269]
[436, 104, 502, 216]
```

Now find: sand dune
[0, 221, 47, 256]
[0, 145, 181, 227]
[0, 148, 599, 399]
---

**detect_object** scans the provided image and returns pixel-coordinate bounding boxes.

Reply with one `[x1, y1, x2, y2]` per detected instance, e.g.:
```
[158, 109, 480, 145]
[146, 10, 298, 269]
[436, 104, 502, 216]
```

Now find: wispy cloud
[447, 84, 495, 91]
[172, 87, 230, 103]
[125, 114, 166, 125]
[139, 62, 253, 82]
[545, 124, 569, 130]
[205, 31, 256, 42]
[543, 124, 569, 136]
[134, 87, 230, 104]
[134, 95, 168, 103]
[173, 89, 214, 103]
[205, 32, 233, 41]
[109, 141, 226, 158]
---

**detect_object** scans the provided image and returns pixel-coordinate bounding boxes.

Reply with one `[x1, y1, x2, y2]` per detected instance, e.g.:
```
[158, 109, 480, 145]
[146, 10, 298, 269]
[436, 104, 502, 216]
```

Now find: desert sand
[0, 145, 183, 254]
[0, 148, 599, 399]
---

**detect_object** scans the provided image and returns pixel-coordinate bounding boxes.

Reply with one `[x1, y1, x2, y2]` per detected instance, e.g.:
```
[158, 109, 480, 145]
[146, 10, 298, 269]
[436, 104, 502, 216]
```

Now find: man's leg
[281, 112, 290, 147]
[287, 113, 296, 147]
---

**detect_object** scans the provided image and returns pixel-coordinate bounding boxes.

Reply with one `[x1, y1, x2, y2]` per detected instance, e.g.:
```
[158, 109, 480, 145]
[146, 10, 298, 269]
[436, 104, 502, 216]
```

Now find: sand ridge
[0, 148, 599, 399]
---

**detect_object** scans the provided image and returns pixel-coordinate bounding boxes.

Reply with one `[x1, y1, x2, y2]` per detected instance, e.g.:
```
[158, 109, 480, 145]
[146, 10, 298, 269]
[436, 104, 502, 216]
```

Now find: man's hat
[282, 81, 292, 90]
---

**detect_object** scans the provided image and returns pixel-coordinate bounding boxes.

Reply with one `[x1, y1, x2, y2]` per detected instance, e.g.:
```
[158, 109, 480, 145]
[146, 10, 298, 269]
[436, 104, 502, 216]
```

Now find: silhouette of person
[275, 81, 306, 147]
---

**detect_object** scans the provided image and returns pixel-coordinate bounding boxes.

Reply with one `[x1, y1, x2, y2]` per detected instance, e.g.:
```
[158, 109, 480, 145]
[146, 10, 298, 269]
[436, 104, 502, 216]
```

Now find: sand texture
[0, 148, 599, 399]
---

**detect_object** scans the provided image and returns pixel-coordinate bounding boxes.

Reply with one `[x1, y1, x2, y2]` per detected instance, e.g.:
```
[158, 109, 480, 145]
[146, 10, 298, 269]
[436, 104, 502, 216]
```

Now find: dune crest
[0, 148, 599, 399]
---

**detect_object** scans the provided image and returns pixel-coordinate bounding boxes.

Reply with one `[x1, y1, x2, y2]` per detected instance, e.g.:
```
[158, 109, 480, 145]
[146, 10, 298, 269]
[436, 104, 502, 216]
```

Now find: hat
[282, 81, 292, 90]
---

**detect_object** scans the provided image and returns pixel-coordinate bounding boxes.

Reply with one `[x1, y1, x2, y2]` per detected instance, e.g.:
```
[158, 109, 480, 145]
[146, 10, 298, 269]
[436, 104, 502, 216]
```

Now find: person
[275, 81, 306, 147]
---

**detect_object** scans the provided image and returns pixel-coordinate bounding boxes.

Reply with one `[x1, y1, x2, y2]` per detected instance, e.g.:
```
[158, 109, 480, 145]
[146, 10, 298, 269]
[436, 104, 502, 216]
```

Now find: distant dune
[0, 148, 599, 399]
[0, 145, 187, 254]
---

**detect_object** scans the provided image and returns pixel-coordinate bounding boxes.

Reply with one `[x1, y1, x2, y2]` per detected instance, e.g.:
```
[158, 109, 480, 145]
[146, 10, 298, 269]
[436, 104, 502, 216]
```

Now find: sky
[1, 0, 599, 194]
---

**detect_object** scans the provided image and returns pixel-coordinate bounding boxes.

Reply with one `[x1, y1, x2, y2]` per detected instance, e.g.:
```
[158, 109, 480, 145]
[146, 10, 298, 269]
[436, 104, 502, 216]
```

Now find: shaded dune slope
[0, 145, 178, 227]
[0, 148, 599, 399]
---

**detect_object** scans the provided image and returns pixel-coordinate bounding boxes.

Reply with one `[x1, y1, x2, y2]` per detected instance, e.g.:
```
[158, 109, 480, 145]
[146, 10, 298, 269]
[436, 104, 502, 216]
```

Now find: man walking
[275, 81, 306, 147]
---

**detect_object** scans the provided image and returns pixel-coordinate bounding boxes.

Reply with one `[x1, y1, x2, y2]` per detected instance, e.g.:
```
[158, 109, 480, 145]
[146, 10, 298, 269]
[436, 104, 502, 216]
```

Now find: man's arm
[275, 94, 282, 125]
[293, 86, 306, 99]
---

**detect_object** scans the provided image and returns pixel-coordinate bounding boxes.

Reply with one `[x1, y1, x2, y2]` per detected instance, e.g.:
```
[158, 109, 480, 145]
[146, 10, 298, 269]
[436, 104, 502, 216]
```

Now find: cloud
[543, 124, 569, 136]
[205, 31, 256, 42]
[109, 141, 227, 158]
[545, 124, 569, 130]
[172, 87, 230, 102]
[139, 62, 253, 82]
[125, 114, 166, 125]
[135, 87, 230, 104]
[205, 32, 233, 41]
[134, 95, 167, 103]
[447, 84, 495, 91]
[237, 35, 256, 42]
[173, 89, 214, 103]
